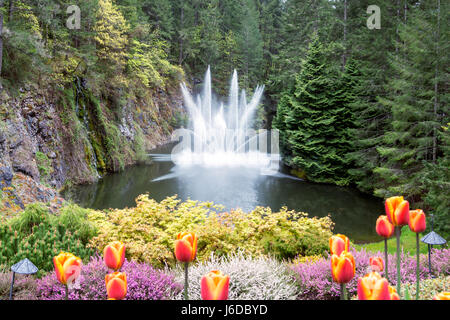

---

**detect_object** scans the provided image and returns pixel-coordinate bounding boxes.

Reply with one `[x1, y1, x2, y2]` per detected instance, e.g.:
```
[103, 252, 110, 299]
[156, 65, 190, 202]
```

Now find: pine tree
[374, 1, 449, 206]
[278, 35, 352, 185]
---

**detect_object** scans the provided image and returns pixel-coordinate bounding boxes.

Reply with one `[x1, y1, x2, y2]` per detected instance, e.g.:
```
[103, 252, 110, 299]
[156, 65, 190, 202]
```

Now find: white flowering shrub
[172, 251, 300, 300]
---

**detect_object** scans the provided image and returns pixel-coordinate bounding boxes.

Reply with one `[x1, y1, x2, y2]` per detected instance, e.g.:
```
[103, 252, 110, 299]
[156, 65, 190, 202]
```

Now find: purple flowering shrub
[291, 248, 450, 300]
[36, 255, 182, 300]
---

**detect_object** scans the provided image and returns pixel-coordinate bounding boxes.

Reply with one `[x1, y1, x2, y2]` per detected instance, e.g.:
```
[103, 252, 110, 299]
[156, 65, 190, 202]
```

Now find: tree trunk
[0, 0, 4, 77]
[433, 0, 440, 163]
[178, 4, 184, 65]
[342, 0, 347, 70]
[8, 0, 13, 21]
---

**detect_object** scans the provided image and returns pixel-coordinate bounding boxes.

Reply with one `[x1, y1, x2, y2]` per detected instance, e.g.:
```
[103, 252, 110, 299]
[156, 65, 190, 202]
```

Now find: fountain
[171, 66, 280, 172]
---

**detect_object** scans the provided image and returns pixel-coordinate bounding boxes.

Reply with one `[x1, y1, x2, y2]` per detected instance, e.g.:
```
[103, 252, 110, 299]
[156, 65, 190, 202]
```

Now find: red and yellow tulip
[53, 252, 82, 286]
[409, 209, 426, 233]
[331, 251, 355, 284]
[433, 292, 450, 300]
[329, 234, 350, 256]
[105, 272, 127, 300]
[385, 196, 410, 227]
[357, 272, 391, 300]
[369, 256, 384, 273]
[376, 215, 394, 238]
[201, 270, 230, 300]
[389, 286, 400, 300]
[104, 241, 126, 271]
[175, 232, 197, 263]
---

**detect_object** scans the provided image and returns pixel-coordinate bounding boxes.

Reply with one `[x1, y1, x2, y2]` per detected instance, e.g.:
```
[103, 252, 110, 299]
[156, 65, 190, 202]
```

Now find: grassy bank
[354, 227, 434, 256]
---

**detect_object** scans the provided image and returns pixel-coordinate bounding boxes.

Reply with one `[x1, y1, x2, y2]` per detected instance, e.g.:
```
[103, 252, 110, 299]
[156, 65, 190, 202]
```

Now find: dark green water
[63, 144, 384, 243]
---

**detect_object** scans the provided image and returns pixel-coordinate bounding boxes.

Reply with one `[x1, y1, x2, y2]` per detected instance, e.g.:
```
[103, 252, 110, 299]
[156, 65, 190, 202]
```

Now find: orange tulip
[201, 270, 230, 300]
[369, 256, 384, 272]
[389, 286, 400, 300]
[105, 272, 127, 300]
[331, 251, 355, 284]
[409, 209, 426, 233]
[104, 241, 126, 271]
[433, 292, 450, 300]
[375, 215, 394, 238]
[329, 234, 350, 256]
[357, 272, 391, 300]
[175, 232, 197, 263]
[385, 196, 410, 227]
[53, 252, 82, 286]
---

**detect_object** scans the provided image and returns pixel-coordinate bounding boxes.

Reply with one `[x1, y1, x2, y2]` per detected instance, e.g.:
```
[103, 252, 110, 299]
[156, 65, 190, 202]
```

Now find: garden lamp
[9, 258, 38, 300]
[420, 215, 447, 277]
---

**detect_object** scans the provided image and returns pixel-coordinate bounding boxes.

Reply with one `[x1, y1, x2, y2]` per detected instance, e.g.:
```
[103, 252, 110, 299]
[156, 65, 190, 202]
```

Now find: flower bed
[36, 255, 182, 300]
[291, 248, 450, 300]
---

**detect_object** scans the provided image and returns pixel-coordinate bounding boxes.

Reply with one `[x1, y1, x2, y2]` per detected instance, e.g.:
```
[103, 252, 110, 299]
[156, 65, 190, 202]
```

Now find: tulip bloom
[369, 257, 384, 273]
[53, 252, 82, 286]
[201, 270, 230, 300]
[106, 272, 127, 300]
[104, 241, 126, 271]
[389, 286, 400, 300]
[376, 215, 394, 282]
[175, 232, 198, 263]
[409, 209, 426, 300]
[331, 252, 355, 284]
[329, 234, 350, 256]
[175, 232, 198, 300]
[376, 215, 394, 238]
[385, 196, 410, 298]
[357, 272, 391, 300]
[53, 252, 82, 300]
[385, 196, 410, 227]
[409, 209, 426, 233]
[433, 292, 450, 300]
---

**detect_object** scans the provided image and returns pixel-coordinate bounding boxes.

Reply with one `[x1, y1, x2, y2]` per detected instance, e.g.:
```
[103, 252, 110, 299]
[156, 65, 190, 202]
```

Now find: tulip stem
[384, 238, 389, 282]
[65, 285, 69, 300]
[395, 226, 401, 298]
[340, 283, 346, 300]
[184, 262, 189, 300]
[416, 233, 420, 300]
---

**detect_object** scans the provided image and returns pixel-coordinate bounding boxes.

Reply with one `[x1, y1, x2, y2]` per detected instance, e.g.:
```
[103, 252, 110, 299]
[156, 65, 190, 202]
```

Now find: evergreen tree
[278, 35, 352, 185]
[374, 1, 449, 206]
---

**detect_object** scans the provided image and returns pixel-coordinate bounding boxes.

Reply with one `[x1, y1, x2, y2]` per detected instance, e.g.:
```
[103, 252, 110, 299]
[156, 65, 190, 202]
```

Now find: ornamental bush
[291, 248, 450, 300]
[172, 251, 300, 300]
[88, 194, 334, 268]
[36, 255, 182, 300]
[0, 202, 98, 277]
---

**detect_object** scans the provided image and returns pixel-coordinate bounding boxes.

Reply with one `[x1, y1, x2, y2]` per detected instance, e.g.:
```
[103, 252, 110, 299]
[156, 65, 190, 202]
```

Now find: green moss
[35, 151, 53, 182]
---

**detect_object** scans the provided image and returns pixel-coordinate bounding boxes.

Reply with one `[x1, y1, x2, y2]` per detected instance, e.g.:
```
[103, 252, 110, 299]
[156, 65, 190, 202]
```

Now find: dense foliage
[88, 195, 334, 268]
[0, 202, 97, 277]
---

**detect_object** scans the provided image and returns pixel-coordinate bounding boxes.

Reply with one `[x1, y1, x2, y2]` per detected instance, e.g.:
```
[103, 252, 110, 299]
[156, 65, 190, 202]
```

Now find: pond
[63, 144, 384, 244]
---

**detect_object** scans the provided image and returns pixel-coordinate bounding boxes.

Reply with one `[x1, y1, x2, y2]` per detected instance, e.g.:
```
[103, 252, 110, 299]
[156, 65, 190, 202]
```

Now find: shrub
[9, 202, 50, 234]
[0, 203, 98, 277]
[57, 203, 98, 244]
[36, 255, 182, 300]
[88, 195, 334, 268]
[171, 251, 300, 300]
[291, 248, 450, 300]
[403, 276, 450, 300]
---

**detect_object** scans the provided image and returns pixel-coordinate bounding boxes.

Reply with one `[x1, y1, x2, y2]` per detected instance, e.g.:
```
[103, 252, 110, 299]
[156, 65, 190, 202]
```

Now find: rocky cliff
[0, 82, 185, 215]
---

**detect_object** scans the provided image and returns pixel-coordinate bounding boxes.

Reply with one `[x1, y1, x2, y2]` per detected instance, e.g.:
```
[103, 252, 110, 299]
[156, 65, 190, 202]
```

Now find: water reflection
[63, 146, 383, 243]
